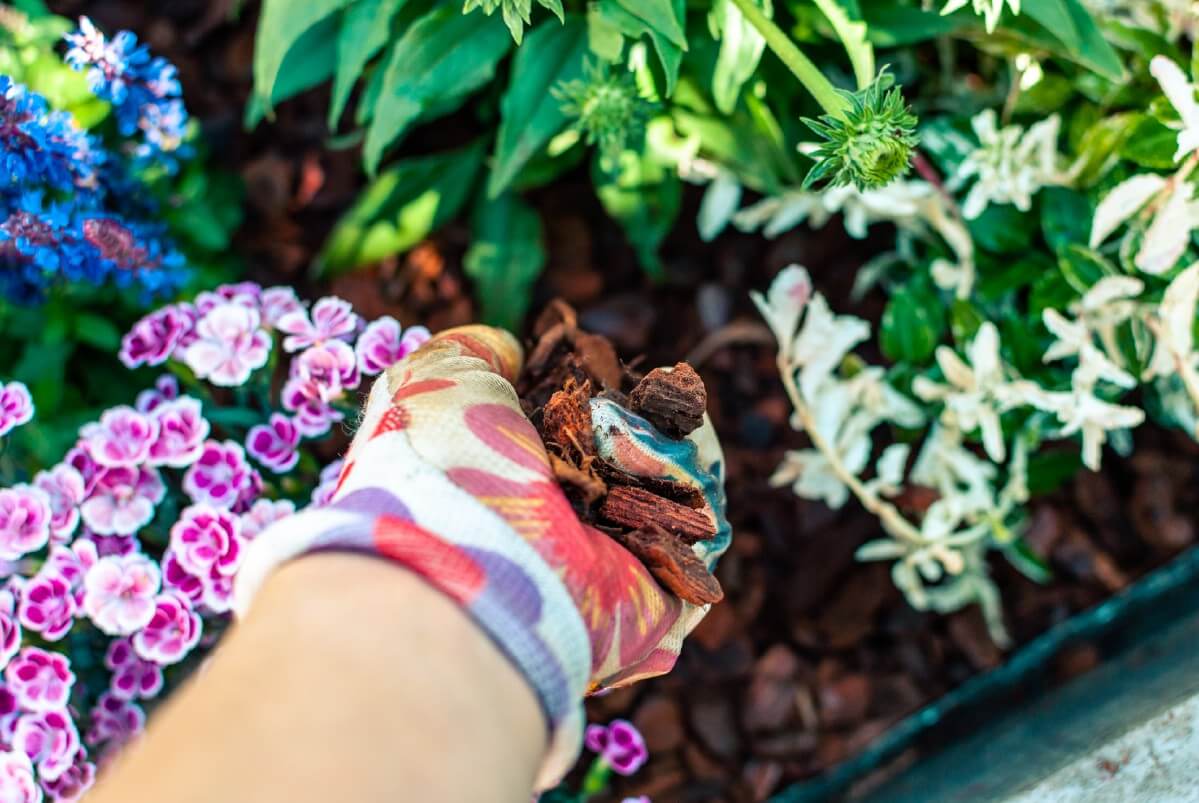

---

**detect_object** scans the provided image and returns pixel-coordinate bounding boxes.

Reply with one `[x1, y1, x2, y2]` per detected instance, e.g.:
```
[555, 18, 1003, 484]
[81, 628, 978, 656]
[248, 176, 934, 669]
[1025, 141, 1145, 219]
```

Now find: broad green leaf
[1058, 244, 1117, 293]
[860, 0, 964, 46]
[1040, 187, 1092, 255]
[880, 284, 944, 364]
[73, 314, 122, 352]
[708, 0, 769, 115]
[364, 7, 512, 173]
[254, 0, 350, 110]
[949, 299, 985, 343]
[1070, 112, 1139, 186]
[1021, 0, 1081, 51]
[1001, 539, 1052, 584]
[967, 204, 1033, 254]
[1026, 449, 1084, 495]
[488, 17, 589, 197]
[329, 0, 408, 128]
[245, 17, 338, 127]
[594, 150, 680, 280]
[612, 0, 686, 48]
[463, 193, 546, 331]
[591, 0, 685, 95]
[811, 0, 873, 90]
[320, 142, 485, 273]
[1008, 0, 1124, 81]
[1119, 116, 1178, 170]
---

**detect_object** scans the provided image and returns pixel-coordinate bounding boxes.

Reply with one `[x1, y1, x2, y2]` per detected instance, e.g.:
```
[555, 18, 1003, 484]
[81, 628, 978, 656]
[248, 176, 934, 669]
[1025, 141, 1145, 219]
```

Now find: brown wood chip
[612, 526, 723, 605]
[599, 486, 716, 544]
[629, 363, 707, 438]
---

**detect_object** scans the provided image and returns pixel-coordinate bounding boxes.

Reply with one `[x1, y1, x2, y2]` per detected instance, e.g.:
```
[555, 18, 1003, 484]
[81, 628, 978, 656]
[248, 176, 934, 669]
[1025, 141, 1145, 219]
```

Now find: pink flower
[195, 282, 261, 315]
[0, 486, 51, 561]
[260, 286, 304, 328]
[160, 552, 204, 608]
[169, 506, 242, 579]
[79, 467, 165, 536]
[103, 639, 163, 701]
[0, 590, 20, 670]
[310, 460, 344, 507]
[17, 571, 76, 642]
[40, 752, 95, 801]
[355, 317, 430, 375]
[132, 592, 201, 665]
[0, 749, 41, 802]
[45, 543, 97, 608]
[33, 465, 85, 543]
[276, 296, 359, 352]
[281, 378, 342, 438]
[0, 382, 34, 438]
[622, 798, 652, 803]
[85, 693, 143, 753]
[293, 340, 360, 400]
[183, 303, 271, 387]
[80, 407, 159, 469]
[5, 648, 73, 712]
[245, 414, 300, 473]
[182, 441, 255, 509]
[239, 499, 295, 541]
[62, 448, 100, 497]
[82, 555, 160, 636]
[118, 304, 192, 369]
[12, 709, 79, 782]
[80, 534, 135, 559]
[584, 719, 648, 776]
[134, 374, 180, 414]
[0, 685, 18, 742]
[147, 397, 209, 468]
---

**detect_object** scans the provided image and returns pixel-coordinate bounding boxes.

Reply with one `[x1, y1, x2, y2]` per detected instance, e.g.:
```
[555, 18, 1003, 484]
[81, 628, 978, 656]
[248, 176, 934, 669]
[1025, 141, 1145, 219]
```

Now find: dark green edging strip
[770, 545, 1199, 802]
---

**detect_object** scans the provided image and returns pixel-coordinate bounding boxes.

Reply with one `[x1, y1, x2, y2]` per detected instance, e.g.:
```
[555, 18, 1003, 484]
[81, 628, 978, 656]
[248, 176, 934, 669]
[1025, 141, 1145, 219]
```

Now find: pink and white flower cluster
[0, 282, 430, 799]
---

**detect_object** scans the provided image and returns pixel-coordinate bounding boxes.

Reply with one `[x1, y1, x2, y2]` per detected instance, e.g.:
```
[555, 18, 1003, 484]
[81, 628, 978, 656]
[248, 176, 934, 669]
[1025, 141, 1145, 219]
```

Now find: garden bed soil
[54, 2, 1199, 800]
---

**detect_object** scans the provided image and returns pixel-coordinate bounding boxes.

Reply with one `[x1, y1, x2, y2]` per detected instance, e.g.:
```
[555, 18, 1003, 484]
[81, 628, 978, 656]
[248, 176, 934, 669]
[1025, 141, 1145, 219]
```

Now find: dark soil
[51, 2, 1199, 800]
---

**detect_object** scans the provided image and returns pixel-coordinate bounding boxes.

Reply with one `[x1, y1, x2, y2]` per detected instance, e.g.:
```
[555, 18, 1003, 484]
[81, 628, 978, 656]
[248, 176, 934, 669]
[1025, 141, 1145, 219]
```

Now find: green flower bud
[801, 72, 919, 192]
[553, 62, 655, 169]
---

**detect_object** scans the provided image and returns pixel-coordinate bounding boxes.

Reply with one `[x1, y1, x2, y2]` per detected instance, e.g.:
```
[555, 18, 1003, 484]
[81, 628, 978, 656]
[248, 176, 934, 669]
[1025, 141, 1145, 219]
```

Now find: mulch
[49, 2, 1199, 800]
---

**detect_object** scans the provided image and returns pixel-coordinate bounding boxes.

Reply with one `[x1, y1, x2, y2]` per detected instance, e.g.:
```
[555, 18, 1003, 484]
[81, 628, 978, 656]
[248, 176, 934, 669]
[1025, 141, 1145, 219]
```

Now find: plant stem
[776, 354, 926, 546]
[726, 0, 850, 118]
[579, 758, 612, 799]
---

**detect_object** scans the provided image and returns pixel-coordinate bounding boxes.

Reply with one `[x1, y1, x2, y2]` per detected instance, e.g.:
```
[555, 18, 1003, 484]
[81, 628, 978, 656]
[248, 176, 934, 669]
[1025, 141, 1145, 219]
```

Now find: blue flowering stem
[579, 757, 612, 799]
[726, 0, 850, 119]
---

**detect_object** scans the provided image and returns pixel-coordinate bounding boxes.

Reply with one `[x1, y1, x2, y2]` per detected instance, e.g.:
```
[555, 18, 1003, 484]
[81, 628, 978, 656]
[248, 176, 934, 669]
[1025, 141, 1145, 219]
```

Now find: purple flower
[33, 465, 85, 543]
[355, 317, 430, 375]
[260, 286, 304, 328]
[146, 397, 208, 468]
[40, 752, 95, 801]
[103, 639, 163, 701]
[293, 341, 360, 401]
[0, 590, 21, 670]
[182, 441, 254, 509]
[281, 378, 342, 438]
[134, 374, 179, 413]
[132, 592, 201, 665]
[239, 498, 295, 541]
[85, 692, 143, 751]
[12, 708, 80, 782]
[245, 414, 300, 473]
[0, 749, 40, 802]
[310, 460, 345, 507]
[0, 486, 51, 561]
[276, 296, 359, 352]
[5, 648, 73, 712]
[82, 554, 160, 636]
[195, 282, 260, 316]
[63, 448, 100, 497]
[79, 467, 165, 536]
[169, 505, 242, 579]
[45, 542, 97, 609]
[183, 303, 271, 387]
[0, 382, 34, 438]
[622, 798, 652, 803]
[584, 719, 648, 776]
[160, 552, 203, 607]
[80, 407, 159, 468]
[118, 305, 191, 369]
[17, 571, 76, 642]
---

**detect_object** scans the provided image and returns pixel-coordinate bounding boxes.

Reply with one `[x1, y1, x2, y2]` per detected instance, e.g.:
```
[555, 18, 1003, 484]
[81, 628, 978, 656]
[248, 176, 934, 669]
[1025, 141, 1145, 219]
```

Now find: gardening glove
[234, 325, 731, 789]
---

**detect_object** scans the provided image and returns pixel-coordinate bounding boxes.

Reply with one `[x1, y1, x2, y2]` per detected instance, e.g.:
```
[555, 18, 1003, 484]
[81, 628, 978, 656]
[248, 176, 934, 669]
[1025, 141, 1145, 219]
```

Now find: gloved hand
[235, 326, 730, 788]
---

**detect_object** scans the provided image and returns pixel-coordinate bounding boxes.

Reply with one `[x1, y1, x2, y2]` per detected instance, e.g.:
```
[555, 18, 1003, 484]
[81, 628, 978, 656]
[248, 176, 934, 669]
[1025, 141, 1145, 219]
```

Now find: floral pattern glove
[234, 326, 730, 788]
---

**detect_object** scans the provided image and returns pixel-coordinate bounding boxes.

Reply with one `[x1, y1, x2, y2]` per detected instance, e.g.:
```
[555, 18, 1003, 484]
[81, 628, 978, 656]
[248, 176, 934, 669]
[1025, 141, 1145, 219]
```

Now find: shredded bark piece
[612, 526, 724, 605]
[599, 486, 716, 544]
[629, 363, 707, 438]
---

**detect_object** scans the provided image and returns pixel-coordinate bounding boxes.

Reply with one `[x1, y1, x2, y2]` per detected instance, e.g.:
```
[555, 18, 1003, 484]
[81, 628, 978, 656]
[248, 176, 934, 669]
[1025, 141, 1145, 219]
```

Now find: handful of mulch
[516, 301, 723, 606]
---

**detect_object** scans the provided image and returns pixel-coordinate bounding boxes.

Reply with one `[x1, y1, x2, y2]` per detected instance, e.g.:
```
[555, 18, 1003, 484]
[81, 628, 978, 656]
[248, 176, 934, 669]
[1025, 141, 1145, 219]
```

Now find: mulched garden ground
[51, 1, 1199, 800]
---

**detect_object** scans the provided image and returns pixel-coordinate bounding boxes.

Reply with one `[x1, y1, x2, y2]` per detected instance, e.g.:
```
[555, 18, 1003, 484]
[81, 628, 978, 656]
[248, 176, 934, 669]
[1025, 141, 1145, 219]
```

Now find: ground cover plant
[2, 0, 1199, 800]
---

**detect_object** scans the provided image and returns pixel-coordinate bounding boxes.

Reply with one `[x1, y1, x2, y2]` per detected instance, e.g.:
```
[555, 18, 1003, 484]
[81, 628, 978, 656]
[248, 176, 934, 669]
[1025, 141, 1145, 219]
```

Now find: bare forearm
[89, 554, 546, 803]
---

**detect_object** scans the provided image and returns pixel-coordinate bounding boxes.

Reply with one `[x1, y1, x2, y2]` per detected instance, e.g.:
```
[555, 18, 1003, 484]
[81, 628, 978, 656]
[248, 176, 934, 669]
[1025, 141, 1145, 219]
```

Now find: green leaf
[1119, 115, 1179, 170]
[1011, 0, 1124, 81]
[364, 7, 512, 173]
[1001, 538, 1052, 584]
[811, 0, 873, 90]
[1040, 187, 1092, 255]
[859, 0, 964, 45]
[949, 299, 985, 343]
[1026, 448, 1084, 495]
[880, 284, 945, 364]
[967, 204, 1033, 254]
[463, 193, 547, 331]
[329, 0, 409, 128]
[611, 0, 685, 48]
[1058, 244, 1116, 293]
[73, 313, 122, 352]
[488, 17, 589, 197]
[1070, 112, 1140, 186]
[591, 0, 685, 95]
[320, 142, 485, 274]
[709, 0, 769, 115]
[245, 16, 338, 127]
[594, 150, 681, 280]
[254, 0, 350, 110]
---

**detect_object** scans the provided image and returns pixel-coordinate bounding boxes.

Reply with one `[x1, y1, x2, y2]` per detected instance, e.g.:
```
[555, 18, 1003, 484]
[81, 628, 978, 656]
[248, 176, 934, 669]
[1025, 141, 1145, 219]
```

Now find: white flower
[913, 323, 1020, 462]
[750, 264, 812, 347]
[1145, 261, 1199, 380]
[1042, 308, 1137, 389]
[791, 295, 871, 399]
[697, 170, 742, 241]
[1090, 174, 1167, 248]
[1150, 55, 1199, 163]
[1136, 181, 1199, 275]
[950, 110, 1064, 220]
[910, 423, 998, 516]
[864, 443, 911, 498]
[1019, 382, 1145, 471]
[942, 0, 1020, 33]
